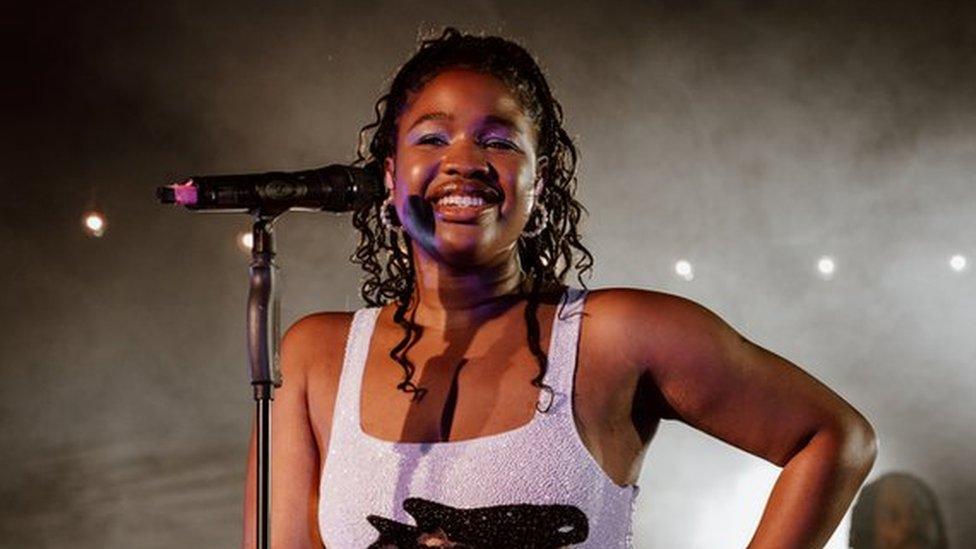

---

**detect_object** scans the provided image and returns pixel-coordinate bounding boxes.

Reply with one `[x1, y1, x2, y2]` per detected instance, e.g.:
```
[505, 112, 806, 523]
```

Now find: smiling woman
[388, 70, 540, 269]
[243, 28, 878, 549]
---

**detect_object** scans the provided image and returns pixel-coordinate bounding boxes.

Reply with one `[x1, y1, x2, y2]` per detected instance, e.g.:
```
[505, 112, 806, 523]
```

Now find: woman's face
[873, 481, 929, 548]
[385, 69, 541, 267]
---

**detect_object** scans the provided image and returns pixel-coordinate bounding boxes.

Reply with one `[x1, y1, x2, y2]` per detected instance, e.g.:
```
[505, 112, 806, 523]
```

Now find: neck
[406, 244, 527, 331]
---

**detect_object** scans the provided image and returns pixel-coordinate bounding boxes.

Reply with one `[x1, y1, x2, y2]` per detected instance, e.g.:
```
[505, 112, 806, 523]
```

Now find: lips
[427, 179, 502, 203]
[426, 180, 502, 223]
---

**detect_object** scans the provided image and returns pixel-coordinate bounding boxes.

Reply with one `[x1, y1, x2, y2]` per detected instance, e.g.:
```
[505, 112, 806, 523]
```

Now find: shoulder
[583, 287, 727, 338]
[583, 286, 706, 314]
[280, 310, 358, 385]
[581, 287, 740, 373]
[284, 310, 357, 347]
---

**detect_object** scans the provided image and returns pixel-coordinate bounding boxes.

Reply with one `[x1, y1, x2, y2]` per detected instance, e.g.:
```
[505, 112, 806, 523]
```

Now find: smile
[426, 180, 503, 223]
[432, 193, 497, 222]
[436, 194, 488, 207]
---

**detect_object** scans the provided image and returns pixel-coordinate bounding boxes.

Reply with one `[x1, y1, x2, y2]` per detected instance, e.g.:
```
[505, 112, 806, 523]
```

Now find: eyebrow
[406, 112, 522, 133]
[482, 115, 519, 132]
[407, 111, 452, 132]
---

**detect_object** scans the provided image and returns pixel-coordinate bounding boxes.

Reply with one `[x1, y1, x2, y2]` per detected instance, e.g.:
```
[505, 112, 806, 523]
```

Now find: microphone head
[314, 164, 385, 212]
[350, 164, 386, 203]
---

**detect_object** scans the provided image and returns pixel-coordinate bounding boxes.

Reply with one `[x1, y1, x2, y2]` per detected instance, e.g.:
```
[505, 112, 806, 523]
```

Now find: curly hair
[350, 27, 593, 410]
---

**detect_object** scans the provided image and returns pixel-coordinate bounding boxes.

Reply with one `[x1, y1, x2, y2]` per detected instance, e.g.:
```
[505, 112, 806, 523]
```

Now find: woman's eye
[482, 138, 518, 150]
[417, 135, 447, 146]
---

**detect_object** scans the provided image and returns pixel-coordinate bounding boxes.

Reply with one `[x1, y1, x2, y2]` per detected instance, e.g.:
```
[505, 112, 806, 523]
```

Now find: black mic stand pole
[248, 212, 283, 549]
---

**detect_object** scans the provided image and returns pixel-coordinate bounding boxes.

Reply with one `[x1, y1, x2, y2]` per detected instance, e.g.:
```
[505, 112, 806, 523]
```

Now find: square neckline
[353, 287, 571, 447]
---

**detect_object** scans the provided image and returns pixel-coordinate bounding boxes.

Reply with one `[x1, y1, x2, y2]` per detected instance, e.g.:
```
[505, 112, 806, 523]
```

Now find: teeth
[437, 195, 486, 207]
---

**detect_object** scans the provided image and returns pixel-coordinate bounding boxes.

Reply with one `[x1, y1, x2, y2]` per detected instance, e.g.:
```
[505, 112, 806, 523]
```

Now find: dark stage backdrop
[2, 1, 974, 547]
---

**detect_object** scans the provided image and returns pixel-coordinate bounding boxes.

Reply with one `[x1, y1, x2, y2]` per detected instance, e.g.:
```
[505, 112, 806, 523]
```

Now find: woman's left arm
[601, 289, 877, 548]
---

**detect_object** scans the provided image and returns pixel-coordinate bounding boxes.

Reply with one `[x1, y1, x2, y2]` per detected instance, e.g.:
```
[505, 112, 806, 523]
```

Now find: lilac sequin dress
[319, 288, 640, 548]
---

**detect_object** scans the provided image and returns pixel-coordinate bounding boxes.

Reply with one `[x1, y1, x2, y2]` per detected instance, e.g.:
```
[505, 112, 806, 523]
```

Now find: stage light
[817, 256, 835, 280]
[674, 260, 694, 281]
[238, 231, 254, 252]
[82, 211, 106, 237]
[949, 254, 967, 272]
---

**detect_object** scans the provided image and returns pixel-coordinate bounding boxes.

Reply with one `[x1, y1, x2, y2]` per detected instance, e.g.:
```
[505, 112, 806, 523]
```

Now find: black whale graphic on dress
[366, 497, 589, 548]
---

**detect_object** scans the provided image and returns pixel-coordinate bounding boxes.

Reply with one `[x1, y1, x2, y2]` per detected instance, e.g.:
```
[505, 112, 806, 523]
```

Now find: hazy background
[3, 1, 974, 547]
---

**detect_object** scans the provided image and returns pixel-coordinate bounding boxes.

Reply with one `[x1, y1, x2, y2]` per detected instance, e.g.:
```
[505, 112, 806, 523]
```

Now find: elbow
[798, 411, 878, 478]
[854, 416, 879, 475]
[831, 412, 878, 477]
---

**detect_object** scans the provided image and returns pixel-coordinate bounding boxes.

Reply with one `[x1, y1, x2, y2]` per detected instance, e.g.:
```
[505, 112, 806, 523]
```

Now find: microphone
[155, 164, 384, 213]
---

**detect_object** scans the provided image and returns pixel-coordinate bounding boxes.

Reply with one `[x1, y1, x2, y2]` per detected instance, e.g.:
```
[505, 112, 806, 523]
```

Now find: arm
[243, 314, 335, 548]
[608, 289, 877, 548]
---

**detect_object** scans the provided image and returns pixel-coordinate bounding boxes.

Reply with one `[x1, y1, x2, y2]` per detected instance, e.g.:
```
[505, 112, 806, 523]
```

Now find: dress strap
[537, 287, 587, 416]
[332, 306, 381, 444]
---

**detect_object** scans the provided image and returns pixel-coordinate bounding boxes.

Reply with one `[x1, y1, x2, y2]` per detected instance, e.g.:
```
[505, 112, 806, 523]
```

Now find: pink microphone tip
[172, 179, 198, 205]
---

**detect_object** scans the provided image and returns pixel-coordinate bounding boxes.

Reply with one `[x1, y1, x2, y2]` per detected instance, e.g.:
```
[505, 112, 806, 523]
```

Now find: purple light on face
[171, 179, 198, 205]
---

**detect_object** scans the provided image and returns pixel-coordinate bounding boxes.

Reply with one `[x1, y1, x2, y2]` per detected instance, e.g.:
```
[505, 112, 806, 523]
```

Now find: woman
[244, 28, 877, 548]
[849, 473, 949, 549]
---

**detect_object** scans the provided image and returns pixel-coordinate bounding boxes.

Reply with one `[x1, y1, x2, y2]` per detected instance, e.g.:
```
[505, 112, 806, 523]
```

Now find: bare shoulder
[584, 286, 714, 323]
[280, 311, 357, 387]
[582, 287, 746, 391]
[583, 287, 731, 356]
[284, 311, 356, 353]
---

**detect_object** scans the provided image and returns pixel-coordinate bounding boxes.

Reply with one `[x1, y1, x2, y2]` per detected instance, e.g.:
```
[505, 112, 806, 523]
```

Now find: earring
[380, 195, 401, 233]
[521, 200, 549, 239]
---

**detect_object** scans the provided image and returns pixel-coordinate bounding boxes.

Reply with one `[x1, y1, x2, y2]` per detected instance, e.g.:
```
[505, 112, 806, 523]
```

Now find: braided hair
[350, 27, 593, 408]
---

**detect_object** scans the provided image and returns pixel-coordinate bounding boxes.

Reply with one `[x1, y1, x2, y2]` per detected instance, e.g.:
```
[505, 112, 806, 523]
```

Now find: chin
[421, 224, 505, 269]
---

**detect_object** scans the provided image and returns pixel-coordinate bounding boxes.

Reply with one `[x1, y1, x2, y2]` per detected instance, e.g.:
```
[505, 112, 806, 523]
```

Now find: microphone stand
[155, 163, 383, 548]
[248, 212, 283, 549]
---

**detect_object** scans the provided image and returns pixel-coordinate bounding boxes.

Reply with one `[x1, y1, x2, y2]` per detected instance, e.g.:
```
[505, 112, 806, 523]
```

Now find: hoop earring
[521, 201, 548, 239]
[380, 196, 401, 233]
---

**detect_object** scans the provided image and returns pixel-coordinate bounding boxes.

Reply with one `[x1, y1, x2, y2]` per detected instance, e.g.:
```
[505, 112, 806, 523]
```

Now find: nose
[442, 137, 489, 179]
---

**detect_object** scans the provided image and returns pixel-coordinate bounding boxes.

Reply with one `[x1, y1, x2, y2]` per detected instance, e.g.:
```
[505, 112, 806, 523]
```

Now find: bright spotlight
[949, 254, 967, 272]
[817, 256, 835, 280]
[674, 259, 694, 281]
[82, 211, 106, 237]
[238, 231, 254, 251]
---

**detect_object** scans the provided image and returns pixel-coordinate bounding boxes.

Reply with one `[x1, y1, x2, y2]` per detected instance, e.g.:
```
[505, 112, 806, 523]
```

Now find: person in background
[850, 472, 949, 549]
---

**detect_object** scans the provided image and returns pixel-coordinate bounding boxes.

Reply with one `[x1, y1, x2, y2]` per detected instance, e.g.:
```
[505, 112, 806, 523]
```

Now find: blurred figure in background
[850, 472, 949, 549]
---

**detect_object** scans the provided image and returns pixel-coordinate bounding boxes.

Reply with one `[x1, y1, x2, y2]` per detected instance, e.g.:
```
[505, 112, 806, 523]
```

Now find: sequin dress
[318, 288, 640, 548]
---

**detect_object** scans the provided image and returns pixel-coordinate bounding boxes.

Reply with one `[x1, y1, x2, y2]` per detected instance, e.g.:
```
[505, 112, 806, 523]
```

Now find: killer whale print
[366, 497, 589, 548]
